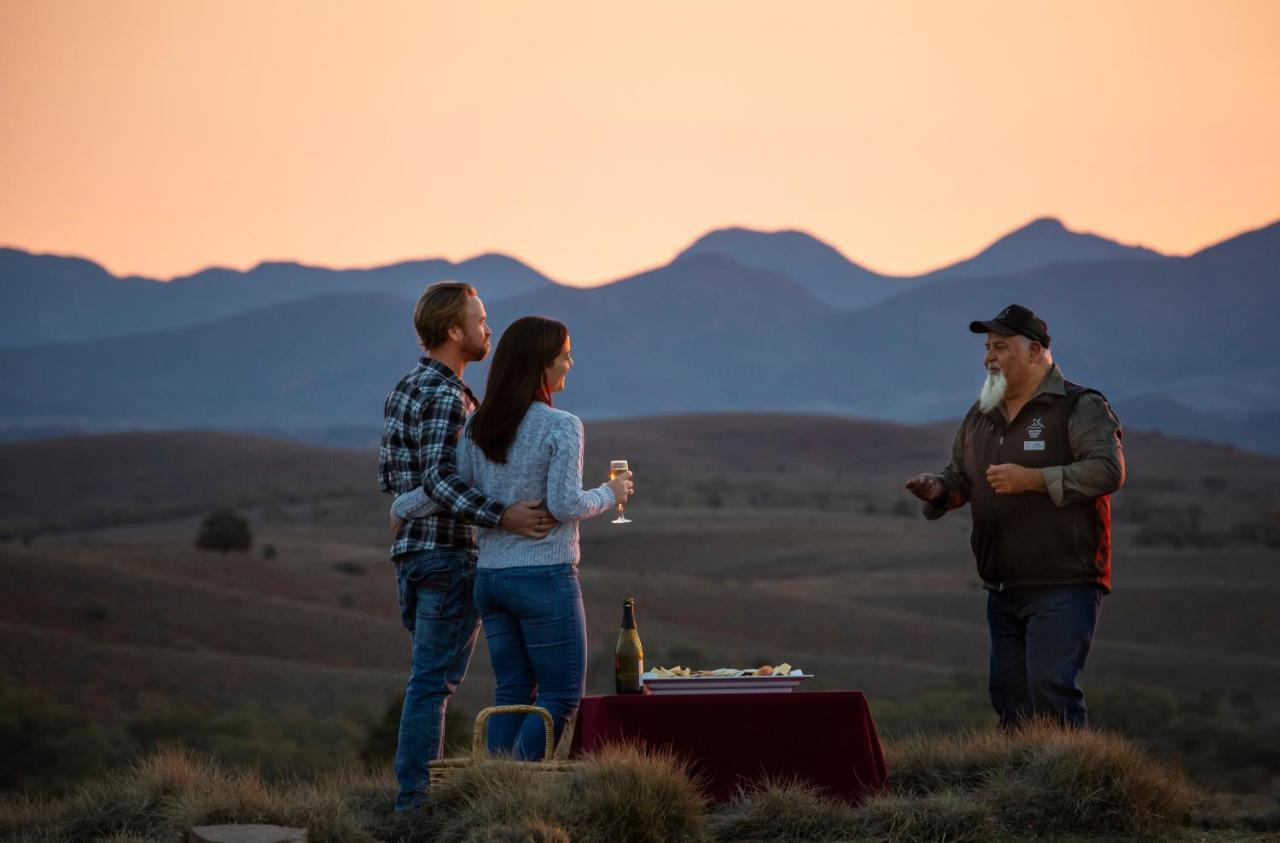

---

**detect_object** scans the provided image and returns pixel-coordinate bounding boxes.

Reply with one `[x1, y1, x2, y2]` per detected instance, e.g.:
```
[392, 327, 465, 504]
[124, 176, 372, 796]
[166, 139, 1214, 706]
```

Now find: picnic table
[569, 690, 888, 802]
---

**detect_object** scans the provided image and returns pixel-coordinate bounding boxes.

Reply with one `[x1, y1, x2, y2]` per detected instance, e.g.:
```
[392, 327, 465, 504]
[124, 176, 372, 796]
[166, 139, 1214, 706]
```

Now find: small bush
[362, 693, 472, 766]
[334, 560, 367, 576]
[0, 678, 119, 794]
[195, 510, 252, 554]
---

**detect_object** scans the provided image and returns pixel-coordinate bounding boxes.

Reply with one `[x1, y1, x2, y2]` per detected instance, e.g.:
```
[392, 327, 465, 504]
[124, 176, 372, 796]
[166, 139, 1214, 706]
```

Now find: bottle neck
[621, 602, 636, 630]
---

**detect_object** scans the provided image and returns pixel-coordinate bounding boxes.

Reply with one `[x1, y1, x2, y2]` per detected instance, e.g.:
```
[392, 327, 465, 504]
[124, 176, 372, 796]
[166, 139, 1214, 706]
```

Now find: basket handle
[472, 705, 555, 762]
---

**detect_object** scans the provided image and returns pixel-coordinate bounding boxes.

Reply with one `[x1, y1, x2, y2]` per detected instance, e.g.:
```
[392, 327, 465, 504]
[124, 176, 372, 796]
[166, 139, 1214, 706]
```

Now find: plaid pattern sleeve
[379, 358, 506, 558]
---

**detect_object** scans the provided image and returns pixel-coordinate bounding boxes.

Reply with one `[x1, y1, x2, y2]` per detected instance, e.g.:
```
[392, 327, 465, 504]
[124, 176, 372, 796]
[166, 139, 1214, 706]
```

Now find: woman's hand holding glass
[608, 460, 634, 524]
[607, 469, 634, 507]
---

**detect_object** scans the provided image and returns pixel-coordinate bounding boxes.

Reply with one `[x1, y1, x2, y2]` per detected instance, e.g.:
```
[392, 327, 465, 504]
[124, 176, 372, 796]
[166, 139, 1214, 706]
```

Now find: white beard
[978, 371, 1007, 414]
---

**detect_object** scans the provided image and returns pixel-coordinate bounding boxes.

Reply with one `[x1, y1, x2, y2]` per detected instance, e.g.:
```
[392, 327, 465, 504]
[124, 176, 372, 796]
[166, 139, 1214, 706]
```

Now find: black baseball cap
[969, 304, 1051, 348]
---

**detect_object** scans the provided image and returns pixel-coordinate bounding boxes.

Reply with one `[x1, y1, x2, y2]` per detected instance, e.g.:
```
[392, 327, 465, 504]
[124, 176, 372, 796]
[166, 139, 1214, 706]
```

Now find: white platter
[641, 672, 813, 695]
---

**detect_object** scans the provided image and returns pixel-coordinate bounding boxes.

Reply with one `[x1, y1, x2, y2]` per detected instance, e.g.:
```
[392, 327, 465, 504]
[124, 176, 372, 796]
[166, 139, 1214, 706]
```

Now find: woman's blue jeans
[473, 564, 587, 760]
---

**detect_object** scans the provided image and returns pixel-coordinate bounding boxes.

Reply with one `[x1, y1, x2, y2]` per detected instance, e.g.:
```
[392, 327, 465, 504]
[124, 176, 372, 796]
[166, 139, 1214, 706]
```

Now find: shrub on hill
[0, 677, 119, 794]
[194, 510, 253, 553]
[360, 693, 472, 768]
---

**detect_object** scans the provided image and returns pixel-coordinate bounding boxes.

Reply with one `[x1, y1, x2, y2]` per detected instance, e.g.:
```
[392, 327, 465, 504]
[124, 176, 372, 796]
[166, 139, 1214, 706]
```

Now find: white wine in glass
[610, 459, 632, 525]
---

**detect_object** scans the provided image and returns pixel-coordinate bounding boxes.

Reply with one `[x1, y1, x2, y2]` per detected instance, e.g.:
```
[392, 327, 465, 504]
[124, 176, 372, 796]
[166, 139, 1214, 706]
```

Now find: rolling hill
[2, 419, 1277, 730]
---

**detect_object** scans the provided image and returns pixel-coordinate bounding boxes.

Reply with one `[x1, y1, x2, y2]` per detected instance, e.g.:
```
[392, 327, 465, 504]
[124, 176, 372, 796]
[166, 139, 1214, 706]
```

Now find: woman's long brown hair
[469, 316, 568, 464]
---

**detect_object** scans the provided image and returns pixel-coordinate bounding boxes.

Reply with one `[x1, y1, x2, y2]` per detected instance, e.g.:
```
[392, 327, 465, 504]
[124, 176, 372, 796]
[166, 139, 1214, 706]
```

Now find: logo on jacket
[1027, 418, 1044, 439]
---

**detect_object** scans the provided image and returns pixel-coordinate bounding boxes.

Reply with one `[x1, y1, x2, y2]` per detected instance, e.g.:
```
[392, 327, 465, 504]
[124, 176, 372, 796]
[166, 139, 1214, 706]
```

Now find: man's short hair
[414, 282, 476, 350]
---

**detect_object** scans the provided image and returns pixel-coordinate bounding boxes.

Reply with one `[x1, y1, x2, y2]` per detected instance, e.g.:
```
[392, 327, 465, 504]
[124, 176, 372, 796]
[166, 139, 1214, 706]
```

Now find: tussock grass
[709, 779, 862, 841]
[887, 721, 1196, 837]
[1, 746, 393, 843]
[853, 789, 995, 842]
[1190, 790, 1280, 833]
[460, 817, 571, 842]
[4, 724, 1202, 842]
[561, 743, 708, 842]
[421, 760, 559, 842]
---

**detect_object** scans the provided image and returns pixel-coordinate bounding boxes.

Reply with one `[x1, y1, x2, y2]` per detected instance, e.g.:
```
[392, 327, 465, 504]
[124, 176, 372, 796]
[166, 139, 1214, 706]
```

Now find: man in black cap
[905, 304, 1124, 729]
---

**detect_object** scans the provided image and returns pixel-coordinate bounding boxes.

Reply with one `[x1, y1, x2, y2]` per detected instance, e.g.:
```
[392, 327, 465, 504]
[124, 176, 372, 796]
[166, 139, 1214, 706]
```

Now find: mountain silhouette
[2, 216, 1276, 451]
[675, 227, 908, 309]
[674, 217, 1166, 308]
[0, 249, 556, 347]
[921, 217, 1165, 281]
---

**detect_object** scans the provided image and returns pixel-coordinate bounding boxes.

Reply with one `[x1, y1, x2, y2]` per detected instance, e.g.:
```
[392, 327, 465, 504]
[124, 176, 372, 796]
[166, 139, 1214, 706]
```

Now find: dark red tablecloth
[569, 690, 888, 803]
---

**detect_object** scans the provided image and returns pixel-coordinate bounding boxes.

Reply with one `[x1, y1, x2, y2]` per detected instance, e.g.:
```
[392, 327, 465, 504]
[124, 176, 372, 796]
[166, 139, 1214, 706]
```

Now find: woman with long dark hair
[392, 316, 633, 758]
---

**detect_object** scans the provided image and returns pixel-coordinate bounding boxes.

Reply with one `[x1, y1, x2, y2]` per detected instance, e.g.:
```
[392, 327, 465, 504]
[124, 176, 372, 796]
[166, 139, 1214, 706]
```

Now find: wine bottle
[614, 597, 644, 694]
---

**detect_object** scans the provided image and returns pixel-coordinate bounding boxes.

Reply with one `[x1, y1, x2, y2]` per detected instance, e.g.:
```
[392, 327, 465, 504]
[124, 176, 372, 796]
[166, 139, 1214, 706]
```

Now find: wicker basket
[428, 704, 581, 787]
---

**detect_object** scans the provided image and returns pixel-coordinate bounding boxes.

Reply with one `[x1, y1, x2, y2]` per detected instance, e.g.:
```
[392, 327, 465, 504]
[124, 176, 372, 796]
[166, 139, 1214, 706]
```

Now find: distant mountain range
[0, 250, 554, 346]
[676, 217, 1165, 309]
[2, 216, 1277, 452]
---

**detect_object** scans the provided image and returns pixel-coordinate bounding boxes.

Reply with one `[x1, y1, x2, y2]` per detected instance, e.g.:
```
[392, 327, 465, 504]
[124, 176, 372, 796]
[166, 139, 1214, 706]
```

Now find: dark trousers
[986, 583, 1103, 729]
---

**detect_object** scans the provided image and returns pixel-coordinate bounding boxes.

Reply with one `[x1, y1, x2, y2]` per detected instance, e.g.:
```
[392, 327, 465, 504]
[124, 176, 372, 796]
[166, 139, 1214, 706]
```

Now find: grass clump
[3, 746, 391, 843]
[889, 721, 1196, 837]
[55, 747, 249, 841]
[461, 817, 571, 842]
[561, 743, 708, 842]
[709, 779, 862, 841]
[853, 788, 995, 842]
[421, 760, 559, 843]
[3, 723, 1201, 842]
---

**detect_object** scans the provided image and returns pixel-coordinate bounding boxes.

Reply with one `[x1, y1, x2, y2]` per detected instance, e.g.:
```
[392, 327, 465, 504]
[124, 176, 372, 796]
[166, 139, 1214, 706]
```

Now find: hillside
[2, 417, 1277, 730]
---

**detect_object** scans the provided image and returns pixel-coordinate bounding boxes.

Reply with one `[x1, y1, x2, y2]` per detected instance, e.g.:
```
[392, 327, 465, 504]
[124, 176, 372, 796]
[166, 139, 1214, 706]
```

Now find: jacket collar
[980, 364, 1066, 421]
[420, 356, 480, 405]
[1028, 364, 1067, 401]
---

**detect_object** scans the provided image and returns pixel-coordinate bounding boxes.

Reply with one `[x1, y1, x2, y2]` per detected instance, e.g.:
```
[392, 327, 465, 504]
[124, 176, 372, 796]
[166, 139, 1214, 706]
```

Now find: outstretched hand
[905, 473, 945, 502]
[501, 500, 558, 539]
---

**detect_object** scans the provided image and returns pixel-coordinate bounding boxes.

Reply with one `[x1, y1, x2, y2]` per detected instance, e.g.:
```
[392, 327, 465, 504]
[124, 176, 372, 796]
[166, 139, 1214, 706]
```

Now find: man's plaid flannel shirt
[379, 357, 506, 559]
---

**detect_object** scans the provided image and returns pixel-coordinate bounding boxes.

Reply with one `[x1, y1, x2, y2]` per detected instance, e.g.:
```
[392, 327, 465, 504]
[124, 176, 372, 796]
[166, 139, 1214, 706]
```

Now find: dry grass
[708, 779, 864, 841]
[561, 743, 708, 842]
[415, 760, 560, 843]
[2, 724, 1209, 842]
[886, 721, 1197, 837]
[853, 788, 996, 842]
[461, 818, 570, 842]
[0, 746, 392, 843]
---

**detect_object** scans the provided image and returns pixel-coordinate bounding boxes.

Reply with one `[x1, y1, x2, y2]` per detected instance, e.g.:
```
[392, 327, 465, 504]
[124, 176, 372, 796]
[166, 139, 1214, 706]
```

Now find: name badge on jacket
[1024, 441, 1046, 451]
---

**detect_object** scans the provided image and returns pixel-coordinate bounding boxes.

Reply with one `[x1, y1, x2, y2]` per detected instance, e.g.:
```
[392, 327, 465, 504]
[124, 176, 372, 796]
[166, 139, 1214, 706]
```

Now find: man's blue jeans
[473, 564, 587, 761]
[987, 583, 1104, 729]
[393, 548, 481, 812]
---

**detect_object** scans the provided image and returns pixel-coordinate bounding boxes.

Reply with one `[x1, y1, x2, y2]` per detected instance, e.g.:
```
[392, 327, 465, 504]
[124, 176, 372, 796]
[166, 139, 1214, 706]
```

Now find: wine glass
[610, 459, 632, 524]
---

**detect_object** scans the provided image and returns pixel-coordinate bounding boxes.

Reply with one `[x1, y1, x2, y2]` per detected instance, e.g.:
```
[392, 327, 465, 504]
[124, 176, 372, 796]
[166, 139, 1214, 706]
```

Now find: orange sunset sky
[2, 0, 1278, 286]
